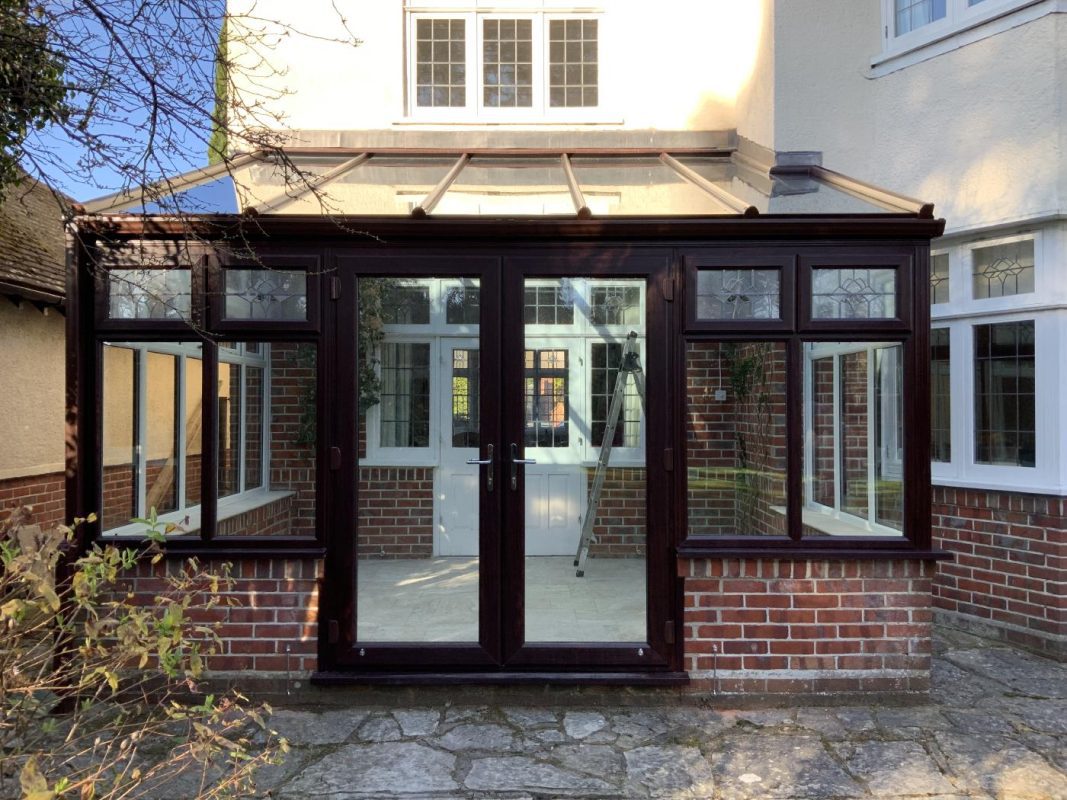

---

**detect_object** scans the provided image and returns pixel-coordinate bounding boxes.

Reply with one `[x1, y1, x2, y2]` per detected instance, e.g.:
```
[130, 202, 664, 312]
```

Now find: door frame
[323, 247, 678, 676]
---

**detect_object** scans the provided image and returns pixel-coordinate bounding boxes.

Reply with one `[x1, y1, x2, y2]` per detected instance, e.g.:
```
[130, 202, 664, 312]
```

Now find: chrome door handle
[466, 444, 494, 492]
[509, 443, 537, 490]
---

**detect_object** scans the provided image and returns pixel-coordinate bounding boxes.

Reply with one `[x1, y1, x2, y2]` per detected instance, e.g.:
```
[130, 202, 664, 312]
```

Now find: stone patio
[247, 627, 1066, 799]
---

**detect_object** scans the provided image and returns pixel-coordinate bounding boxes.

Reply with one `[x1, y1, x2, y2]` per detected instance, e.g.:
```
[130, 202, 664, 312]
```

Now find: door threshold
[310, 670, 690, 687]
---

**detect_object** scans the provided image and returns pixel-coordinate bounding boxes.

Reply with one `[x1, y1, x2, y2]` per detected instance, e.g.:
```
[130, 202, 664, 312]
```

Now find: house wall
[226, 0, 763, 136]
[0, 302, 66, 529]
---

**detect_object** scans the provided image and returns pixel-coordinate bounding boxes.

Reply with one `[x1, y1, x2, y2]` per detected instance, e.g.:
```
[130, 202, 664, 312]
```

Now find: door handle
[465, 443, 494, 492]
[509, 442, 537, 490]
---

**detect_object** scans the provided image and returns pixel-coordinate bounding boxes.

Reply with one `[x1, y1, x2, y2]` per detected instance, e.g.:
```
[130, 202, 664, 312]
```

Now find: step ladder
[574, 331, 647, 577]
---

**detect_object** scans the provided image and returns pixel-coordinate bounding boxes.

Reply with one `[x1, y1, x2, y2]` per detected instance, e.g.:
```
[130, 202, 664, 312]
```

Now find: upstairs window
[408, 8, 601, 118]
[883, 0, 1036, 52]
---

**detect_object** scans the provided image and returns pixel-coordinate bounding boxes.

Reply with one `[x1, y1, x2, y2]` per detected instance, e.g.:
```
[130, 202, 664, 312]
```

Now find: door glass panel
[356, 277, 480, 643]
[523, 278, 647, 643]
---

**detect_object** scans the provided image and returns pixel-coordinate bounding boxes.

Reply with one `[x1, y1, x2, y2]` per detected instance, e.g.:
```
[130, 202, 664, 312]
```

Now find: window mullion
[832, 354, 842, 514]
[135, 348, 147, 519]
[238, 363, 247, 494]
[867, 347, 877, 526]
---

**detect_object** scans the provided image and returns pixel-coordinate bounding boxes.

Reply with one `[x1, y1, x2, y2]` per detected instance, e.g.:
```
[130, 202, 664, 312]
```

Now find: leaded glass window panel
[524, 282, 575, 325]
[224, 269, 307, 320]
[811, 268, 896, 320]
[931, 253, 949, 304]
[416, 19, 466, 107]
[451, 348, 480, 448]
[590, 343, 641, 448]
[445, 284, 480, 325]
[590, 285, 641, 326]
[695, 269, 781, 320]
[524, 349, 569, 447]
[108, 269, 191, 320]
[931, 328, 951, 463]
[379, 343, 431, 448]
[974, 321, 1035, 467]
[972, 240, 1034, 299]
[483, 19, 533, 107]
[548, 19, 598, 107]
[379, 285, 431, 325]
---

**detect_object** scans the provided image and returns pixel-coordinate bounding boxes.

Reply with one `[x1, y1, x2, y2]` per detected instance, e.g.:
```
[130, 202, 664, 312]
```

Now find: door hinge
[662, 274, 674, 302]
[664, 620, 676, 644]
[662, 447, 674, 472]
[328, 619, 340, 644]
[329, 446, 342, 470]
[330, 276, 341, 300]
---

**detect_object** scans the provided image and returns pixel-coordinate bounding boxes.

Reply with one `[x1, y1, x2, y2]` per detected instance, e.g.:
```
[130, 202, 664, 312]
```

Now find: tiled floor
[356, 556, 647, 642]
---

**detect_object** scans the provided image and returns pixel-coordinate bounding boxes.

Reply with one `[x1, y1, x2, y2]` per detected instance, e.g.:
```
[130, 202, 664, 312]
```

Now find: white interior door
[436, 338, 481, 556]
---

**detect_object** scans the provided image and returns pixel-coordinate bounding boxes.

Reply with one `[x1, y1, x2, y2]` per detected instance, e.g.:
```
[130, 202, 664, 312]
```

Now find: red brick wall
[265, 343, 317, 538]
[685, 342, 787, 537]
[357, 467, 434, 558]
[811, 357, 836, 507]
[586, 467, 646, 556]
[0, 471, 65, 530]
[116, 556, 321, 675]
[932, 486, 1065, 660]
[681, 558, 934, 696]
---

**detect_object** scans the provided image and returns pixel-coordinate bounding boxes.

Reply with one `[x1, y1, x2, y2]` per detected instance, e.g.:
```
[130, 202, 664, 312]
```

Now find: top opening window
[408, 9, 601, 119]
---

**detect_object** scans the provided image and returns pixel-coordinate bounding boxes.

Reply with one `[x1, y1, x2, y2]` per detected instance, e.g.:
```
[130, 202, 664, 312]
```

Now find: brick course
[932, 486, 1065, 660]
[681, 558, 934, 696]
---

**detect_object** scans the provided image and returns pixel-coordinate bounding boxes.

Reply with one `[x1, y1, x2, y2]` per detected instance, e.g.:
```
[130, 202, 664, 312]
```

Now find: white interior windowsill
[102, 488, 295, 538]
[769, 505, 903, 538]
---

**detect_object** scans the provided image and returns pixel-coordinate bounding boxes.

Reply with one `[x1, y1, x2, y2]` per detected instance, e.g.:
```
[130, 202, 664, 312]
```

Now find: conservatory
[67, 146, 945, 690]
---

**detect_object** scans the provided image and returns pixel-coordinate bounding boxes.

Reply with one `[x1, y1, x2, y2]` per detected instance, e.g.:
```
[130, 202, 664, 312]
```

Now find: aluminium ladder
[574, 330, 647, 577]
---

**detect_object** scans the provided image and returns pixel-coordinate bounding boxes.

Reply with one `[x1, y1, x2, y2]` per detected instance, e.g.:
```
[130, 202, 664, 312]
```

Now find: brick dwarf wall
[681, 558, 934, 696]
[357, 467, 435, 558]
[0, 471, 65, 530]
[115, 556, 321, 675]
[585, 467, 646, 557]
[686, 342, 787, 537]
[932, 486, 1065, 660]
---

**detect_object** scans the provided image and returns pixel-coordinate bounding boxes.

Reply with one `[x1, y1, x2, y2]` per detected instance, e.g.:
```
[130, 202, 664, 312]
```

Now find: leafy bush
[0, 507, 287, 799]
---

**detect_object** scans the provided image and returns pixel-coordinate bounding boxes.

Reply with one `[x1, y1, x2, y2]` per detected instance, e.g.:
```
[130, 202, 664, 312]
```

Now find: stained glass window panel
[972, 240, 1034, 300]
[108, 269, 191, 320]
[224, 269, 307, 320]
[590, 285, 641, 326]
[696, 269, 781, 320]
[811, 268, 896, 320]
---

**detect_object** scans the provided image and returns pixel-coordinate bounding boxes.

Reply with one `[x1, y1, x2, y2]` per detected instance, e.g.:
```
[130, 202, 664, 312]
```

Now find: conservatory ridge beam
[248, 153, 371, 214]
[82, 151, 264, 214]
[412, 153, 470, 217]
[560, 154, 592, 219]
[773, 164, 935, 218]
[659, 153, 758, 217]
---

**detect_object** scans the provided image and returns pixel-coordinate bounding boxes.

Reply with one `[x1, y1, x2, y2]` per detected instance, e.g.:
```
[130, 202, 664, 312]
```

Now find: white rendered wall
[226, 0, 764, 135]
[764, 1, 1065, 235]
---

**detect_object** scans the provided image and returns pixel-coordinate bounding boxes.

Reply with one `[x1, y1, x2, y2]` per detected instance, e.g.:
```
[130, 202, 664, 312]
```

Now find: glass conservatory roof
[81, 149, 935, 219]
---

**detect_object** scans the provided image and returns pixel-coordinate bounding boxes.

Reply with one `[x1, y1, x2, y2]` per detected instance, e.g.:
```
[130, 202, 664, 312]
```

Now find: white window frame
[102, 341, 273, 534]
[404, 6, 607, 122]
[802, 341, 905, 537]
[929, 225, 1067, 492]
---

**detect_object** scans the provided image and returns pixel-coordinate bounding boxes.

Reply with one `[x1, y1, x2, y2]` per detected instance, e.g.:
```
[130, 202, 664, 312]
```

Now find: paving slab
[709, 733, 862, 799]
[836, 740, 957, 796]
[623, 745, 715, 798]
[278, 743, 458, 798]
[464, 756, 617, 795]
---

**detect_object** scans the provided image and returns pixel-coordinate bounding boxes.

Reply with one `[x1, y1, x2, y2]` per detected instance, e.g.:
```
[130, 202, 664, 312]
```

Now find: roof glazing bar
[560, 154, 592, 219]
[82, 152, 263, 214]
[775, 164, 935, 217]
[411, 153, 470, 218]
[659, 153, 759, 217]
[250, 153, 371, 214]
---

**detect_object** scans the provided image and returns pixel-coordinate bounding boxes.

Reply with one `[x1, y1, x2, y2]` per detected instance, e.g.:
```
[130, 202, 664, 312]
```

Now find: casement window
[802, 342, 905, 536]
[880, 0, 1038, 56]
[101, 341, 272, 534]
[973, 320, 1035, 468]
[407, 8, 601, 119]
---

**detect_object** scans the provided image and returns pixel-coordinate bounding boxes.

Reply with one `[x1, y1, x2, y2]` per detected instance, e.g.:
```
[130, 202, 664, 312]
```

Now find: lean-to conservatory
[67, 145, 946, 694]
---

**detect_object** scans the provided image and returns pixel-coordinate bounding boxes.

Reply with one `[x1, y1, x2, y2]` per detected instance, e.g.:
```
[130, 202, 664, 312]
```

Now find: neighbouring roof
[0, 175, 69, 305]
[81, 147, 936, 221]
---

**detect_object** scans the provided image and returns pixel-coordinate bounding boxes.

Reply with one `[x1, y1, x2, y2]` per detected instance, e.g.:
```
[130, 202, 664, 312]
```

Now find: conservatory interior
[67, 146, 945, 679]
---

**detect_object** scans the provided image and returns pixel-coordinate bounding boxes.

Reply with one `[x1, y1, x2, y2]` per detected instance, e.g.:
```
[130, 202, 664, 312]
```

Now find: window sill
[676, 541, 950, 560]
[101, 488, 295, 538]
[770, 505, 905, 539]
[393, 117, 625, 128]
[870, 0, 1054, 77]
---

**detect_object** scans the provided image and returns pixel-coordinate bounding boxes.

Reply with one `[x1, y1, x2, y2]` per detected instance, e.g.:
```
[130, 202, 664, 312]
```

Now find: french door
[326, 252, 674, 674]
